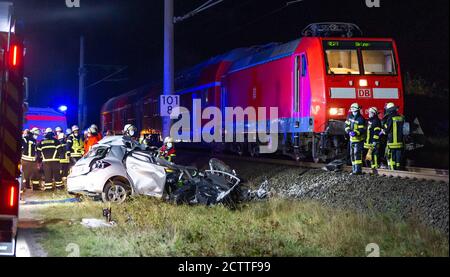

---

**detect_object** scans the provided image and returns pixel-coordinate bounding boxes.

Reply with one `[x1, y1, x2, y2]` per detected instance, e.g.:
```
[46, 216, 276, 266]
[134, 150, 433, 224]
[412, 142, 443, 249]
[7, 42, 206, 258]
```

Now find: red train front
[101, 23, 405, 161]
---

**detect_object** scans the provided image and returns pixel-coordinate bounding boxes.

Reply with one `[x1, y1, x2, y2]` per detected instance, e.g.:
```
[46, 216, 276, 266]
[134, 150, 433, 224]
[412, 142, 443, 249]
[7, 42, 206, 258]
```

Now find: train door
[293, 53, 311, 159]
[294, 53, 310, 123]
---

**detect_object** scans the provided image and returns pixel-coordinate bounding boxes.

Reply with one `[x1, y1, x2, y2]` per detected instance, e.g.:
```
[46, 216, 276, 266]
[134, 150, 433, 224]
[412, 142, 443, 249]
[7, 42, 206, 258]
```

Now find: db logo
[66, 0, 80, 8]
[357, 88, 372, 98]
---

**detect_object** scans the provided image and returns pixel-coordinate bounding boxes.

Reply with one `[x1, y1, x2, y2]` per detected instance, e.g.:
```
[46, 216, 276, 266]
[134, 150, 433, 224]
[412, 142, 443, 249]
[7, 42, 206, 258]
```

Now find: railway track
[212, 154, 449, 184]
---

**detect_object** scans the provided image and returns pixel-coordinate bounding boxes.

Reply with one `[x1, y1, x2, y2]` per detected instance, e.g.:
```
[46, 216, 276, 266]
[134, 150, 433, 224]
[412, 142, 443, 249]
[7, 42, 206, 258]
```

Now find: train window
[361, 50, 397, 75]
[325, 50, 360, 75]
[301, 55, 307, 77]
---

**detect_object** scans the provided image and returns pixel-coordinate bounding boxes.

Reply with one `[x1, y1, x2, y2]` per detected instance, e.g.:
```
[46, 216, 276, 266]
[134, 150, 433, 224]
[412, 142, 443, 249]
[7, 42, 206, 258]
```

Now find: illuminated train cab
[101, 23, 404, 161]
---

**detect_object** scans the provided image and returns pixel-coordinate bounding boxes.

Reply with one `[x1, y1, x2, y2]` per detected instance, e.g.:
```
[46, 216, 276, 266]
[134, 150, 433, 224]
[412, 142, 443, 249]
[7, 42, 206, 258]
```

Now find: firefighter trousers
[60, 163, 70, 179]
[364, 145, 379, 169]
[387, 148, 403, 171]
[350, 142, 363, 174]
[42, 161, 62, 190]
[21, 159, 41, 190]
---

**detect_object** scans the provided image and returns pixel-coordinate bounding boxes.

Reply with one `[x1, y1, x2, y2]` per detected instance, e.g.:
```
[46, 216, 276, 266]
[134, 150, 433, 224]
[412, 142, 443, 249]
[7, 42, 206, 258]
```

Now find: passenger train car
[101, 23, 404, 161]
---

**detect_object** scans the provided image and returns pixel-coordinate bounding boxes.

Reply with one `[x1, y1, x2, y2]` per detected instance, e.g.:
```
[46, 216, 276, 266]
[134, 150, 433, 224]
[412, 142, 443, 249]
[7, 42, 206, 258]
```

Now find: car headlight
[91, 161, 112, 171]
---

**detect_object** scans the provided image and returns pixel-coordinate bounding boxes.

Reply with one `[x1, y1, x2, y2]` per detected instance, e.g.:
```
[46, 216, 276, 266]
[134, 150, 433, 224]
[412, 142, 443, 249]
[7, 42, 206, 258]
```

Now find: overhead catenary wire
[174, 0, 225, 23]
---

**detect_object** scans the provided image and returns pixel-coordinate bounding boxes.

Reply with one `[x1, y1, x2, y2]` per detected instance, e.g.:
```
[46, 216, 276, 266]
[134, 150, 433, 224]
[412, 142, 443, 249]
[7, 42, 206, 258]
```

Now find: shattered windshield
[85, 146, 110, 159]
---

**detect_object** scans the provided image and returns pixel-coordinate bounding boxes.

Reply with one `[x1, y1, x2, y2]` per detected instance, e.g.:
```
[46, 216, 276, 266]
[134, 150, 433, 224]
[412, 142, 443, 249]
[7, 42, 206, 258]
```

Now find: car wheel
[102, 181, 129, 204]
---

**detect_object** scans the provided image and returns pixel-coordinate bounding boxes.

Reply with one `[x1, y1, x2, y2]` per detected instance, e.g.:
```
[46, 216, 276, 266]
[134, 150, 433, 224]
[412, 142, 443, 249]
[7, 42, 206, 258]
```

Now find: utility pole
[78, 36, 86, 129]
[163, 0, 174, 138]
[162, 0, 225, 138]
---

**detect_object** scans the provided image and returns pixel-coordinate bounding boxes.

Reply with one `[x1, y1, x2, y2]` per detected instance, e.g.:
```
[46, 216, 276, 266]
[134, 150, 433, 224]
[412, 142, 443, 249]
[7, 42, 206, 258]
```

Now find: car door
[125, 152, 167, 198]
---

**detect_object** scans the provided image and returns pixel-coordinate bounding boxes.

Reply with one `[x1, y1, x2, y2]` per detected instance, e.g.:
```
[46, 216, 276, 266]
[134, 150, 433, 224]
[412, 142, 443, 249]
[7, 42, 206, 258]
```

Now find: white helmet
[55, 127, 63, 133]
[164, 137, 174, 144]
[385, 102, 396, 110]
[349, 103, 361, 113]
[45, 128, 53, 135]
[90, 124, 99, 130]
[31, 128, 40, 136]
[369, 107, 379, 115]
[123, 124, 137, 136]
[66, 129, 72, 135]
[72, 125, 80, 132]
[88, 126, 98, 134]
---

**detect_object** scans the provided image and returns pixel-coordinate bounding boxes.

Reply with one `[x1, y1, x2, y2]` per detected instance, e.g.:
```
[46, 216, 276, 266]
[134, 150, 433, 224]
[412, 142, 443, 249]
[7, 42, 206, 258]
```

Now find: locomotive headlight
[359, 79, 368, 87]
[329, 108, 345, 117]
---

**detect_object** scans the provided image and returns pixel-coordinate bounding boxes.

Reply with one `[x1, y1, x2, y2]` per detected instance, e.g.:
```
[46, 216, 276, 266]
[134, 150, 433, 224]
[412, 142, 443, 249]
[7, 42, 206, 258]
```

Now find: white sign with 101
[160, 95, 180, 117]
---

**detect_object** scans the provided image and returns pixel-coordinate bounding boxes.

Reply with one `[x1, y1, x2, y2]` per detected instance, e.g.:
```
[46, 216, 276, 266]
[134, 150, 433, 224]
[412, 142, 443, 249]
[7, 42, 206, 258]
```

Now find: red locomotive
[101, 23, 404, 161]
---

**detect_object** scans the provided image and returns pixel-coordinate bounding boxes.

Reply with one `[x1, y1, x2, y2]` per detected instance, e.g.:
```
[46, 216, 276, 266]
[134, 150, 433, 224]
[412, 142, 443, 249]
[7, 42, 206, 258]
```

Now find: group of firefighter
[20, 124, 102, 192]
[345, 102, 405, 175]
[20, 123, 176, 194]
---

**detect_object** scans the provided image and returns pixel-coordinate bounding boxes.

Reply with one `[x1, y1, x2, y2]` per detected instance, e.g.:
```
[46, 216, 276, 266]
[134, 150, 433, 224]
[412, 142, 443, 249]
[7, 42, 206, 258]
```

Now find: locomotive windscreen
[324, 41, 397, 76]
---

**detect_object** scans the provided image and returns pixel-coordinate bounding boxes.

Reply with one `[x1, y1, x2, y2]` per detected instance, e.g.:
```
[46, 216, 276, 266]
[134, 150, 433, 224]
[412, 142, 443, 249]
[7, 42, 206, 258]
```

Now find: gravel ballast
[178, 153, 450, 235]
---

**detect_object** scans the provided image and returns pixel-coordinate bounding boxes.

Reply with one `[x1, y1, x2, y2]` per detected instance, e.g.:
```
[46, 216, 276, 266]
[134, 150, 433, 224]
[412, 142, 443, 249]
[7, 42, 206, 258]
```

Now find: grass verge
[37, 197, 449, 257]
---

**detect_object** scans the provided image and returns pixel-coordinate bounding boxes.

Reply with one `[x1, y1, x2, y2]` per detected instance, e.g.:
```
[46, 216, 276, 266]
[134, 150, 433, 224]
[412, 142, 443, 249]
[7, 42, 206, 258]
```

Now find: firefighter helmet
[88, 126, 98, 134]
[123, 124, 137, 137]
[386, 102, 396, 110]
[31, 128, 40, 135]
[369, 107, 379, 115]
[164, 137, 174, 144]
[66, 129, 72, 135]
[349, 103, 361, 112]
[55, 127, 63, 133]
[45, 128, 53, 135]
[72, 125, 80, 132]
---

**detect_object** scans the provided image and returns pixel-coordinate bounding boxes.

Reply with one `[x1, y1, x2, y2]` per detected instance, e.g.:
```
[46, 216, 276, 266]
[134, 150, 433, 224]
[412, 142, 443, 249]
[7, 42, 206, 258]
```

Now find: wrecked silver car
[67, 136, 249, 206]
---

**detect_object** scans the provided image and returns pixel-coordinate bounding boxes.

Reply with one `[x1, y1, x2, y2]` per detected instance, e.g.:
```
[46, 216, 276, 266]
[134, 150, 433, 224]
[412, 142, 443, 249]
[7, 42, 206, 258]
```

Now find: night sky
[10, 0, 450, 126]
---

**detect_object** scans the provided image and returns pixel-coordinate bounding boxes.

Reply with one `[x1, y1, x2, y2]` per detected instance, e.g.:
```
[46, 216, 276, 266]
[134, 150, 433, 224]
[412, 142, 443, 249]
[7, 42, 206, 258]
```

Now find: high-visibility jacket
[345, 113, 366, 143]
[58, 139, 70, 164]
[159, 146, 176, 173]
[67, 134, 84, 158]
[37, 137, 63, 162]
[84, 135, 101, 154]
[383, 112, 405, 149]
[21, 135, 38, 162]
[365, 117, 382, 149]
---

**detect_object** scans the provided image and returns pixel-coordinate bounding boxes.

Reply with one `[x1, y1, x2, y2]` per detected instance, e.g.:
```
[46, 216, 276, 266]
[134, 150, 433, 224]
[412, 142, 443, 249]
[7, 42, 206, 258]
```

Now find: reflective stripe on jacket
[21, 136, 38, 162]
[37, 138, 63, 162]
[365, 117, 382, 149]
[345, 113, 367, 143]
[67, 134, 84, 158]
[384, 113, 405, 149]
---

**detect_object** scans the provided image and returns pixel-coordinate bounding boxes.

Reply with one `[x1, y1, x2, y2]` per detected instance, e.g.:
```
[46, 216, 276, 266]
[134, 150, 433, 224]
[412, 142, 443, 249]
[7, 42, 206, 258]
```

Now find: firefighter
[381, 103, 405, 170]
[67, 125, 84, 165]
[55, 126, 63, 139]
[37, 128, 64, 190]
[84, 126, 102, 154]
[159, 137, 178, 194]
[345, 103, 366, 175]
[122, 124, 139, 149]
[90, 124, 103, 141]
[22, 129, 30, 138]
[21, 128, 41, 191]
[58, 132, 70, 182]
[364, 107, 382, 169]
[159, 137, 176, 163]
